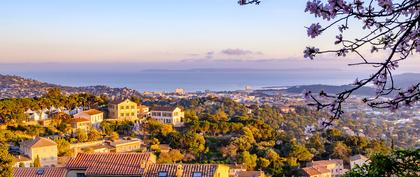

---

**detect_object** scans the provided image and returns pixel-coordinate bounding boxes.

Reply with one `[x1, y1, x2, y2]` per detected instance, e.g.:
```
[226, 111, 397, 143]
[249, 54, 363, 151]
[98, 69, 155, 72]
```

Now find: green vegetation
[0, 140, 14, 177]
[0, 90, 412, 176]
[344, 149, 420, 177]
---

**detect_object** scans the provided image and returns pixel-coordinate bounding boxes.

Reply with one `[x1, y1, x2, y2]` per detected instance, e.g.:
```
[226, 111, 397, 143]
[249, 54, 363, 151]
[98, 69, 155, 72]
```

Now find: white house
[150, 106, 184, 127]
[350, 154, 369, 169]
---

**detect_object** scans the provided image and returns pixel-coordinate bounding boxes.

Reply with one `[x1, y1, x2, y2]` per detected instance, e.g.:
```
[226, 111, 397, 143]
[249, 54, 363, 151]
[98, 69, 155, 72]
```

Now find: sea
[9, 69, 359, 92]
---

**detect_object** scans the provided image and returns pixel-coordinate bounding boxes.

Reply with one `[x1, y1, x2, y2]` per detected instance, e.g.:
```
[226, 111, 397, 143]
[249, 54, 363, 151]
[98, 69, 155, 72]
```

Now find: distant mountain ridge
[285, 73, 420, 96]
[1, 73, 419, 99]
[0, 74, 141, 99]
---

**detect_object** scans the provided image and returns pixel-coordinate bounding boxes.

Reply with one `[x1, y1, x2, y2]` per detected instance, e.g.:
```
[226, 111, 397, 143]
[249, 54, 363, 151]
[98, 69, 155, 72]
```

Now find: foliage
[0, 142, 14, 177]
[302, 0, 420, 127]
[33, 155, 41, 167]
[157, 149, 184, 163]
[54, 138, 72, 156]
[344, 149, 420, 177]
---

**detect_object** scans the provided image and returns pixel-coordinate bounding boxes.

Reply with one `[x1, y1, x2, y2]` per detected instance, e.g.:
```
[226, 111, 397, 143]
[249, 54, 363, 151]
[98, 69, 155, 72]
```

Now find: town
[1, 84, 418, 177]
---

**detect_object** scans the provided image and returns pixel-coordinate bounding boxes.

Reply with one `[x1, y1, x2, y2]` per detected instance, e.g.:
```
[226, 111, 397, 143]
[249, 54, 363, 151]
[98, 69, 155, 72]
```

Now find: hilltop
[0, 74, 141, 99]
[285, 73, 420, 96]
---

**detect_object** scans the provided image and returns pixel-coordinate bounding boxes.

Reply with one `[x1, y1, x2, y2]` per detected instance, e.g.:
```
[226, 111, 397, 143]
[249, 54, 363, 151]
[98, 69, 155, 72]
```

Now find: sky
[0, 0, 418, 72]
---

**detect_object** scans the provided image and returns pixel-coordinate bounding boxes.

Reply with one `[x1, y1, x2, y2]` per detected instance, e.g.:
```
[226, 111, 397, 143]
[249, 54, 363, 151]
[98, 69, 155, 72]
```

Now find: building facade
[150, 106, 184, 127]
[70, 118, 92, 132]
[73, 109, 103, 128]
[350, 154, 369, 169]
[108, 99, 138, 120]
[19, 137, 58, 167]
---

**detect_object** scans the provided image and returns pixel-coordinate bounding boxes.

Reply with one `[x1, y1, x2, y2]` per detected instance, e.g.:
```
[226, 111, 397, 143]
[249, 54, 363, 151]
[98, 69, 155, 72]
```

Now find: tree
[289, 143, 313, 162]
[258, 157, 271, 168]
[54, 138, 71, 156]
[0, 142, 14, 177]
[88, 129, 101, 141]
[45, 88, 62, 98]
[331, 141, 351, 161]
[157, 152, 172, 163]
[33, 155, 41, 167]
[110, 132, 119, 141]
[238, 151, 257, 170]
[301, 0, 420, 126]
[180, 132, 206, 155]
[344, 149, 419, 177]
[77, 130, 88, 142]
[169, 149, 184, 163]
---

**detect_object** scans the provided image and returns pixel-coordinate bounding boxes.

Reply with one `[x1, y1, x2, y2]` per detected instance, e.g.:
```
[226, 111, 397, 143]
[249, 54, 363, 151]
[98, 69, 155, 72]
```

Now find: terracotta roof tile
[70, 117, 91, 123]
[236, 171, 265, 177]
[150, 106, 177, 112]
[66, 153, 153, 176]
[20, 137, 57, 148]
[82, 109, 103, 115]
[13, 167, 67, 177]
[302, 166, 330, 176]
[144, 164, 219, 177]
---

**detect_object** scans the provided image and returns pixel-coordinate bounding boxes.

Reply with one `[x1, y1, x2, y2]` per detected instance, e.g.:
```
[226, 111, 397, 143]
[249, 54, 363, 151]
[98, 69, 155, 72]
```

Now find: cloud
[220, 48, 263, 56]
[206, 51, 215, 59]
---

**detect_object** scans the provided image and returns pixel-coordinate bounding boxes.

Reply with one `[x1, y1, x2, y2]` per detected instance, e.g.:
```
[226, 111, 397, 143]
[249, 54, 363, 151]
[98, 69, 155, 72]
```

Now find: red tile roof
[236, 171, 265, 177]
[144, 164, 219, 177]
[82, 109, 103, 115]
[150, 106, 177, 112]
[20, 137, 57, 148]
[308, 159, 343, 168]
[14, 167, 67, 177]
[70, 117, 91, 123]
[66, 153, 153, 176]
[301, 166, 330, 176]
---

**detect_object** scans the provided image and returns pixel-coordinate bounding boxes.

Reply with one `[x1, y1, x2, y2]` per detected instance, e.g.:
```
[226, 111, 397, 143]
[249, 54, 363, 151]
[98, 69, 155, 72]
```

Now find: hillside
[285, 73, 420, 95]
[0, 74, 141, 99]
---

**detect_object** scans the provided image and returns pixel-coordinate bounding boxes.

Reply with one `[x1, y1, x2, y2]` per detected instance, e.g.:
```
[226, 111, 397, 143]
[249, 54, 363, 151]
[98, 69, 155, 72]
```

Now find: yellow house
[70, 118, 91, 132]
[108, 99, 138, 120]
[73, 109, 103, 128]
[150, 106, 184, 127]
[19, 137, 58, 167]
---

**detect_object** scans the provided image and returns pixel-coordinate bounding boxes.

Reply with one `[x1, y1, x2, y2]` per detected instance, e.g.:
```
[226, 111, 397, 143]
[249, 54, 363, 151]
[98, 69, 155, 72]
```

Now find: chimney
[140, 160, 147, 168]
[176, 164, 183, 177]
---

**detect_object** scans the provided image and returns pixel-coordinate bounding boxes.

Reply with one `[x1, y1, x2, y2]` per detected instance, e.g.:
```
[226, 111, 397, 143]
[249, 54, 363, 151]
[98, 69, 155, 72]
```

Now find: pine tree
[33, 155, 41, 167]
[0, 142, 14, 177]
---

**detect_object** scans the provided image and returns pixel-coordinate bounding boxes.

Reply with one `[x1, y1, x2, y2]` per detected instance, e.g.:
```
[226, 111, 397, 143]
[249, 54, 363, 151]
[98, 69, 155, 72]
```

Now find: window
[126, 113, 129, 116]
[120, 113, 124, 116]
[76, 173, 86, 177]
[126, 106, 129, 109]
[193, 172, 202, 177]
[158, 172, 168, 177]
[131, 106, 135, 109]
[120, 106, 124, 110]
[131, 112, 134, 116]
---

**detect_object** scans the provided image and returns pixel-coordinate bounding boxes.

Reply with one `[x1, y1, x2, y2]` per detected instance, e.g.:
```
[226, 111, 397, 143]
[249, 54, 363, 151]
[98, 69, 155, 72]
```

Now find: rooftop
[20, 137, 57, 148]
[70, 117, 91, 123]
[144, 164, 219, 177]
[14, 167, 67, 177]
[302, 166, 330, 176]
[236, 171, 265, 177]
[150, 106, 177, 112]
[82, 109, 103, 115]
[66, 153, 153, 176]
